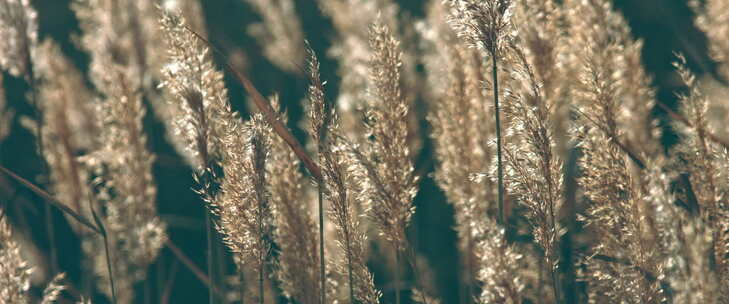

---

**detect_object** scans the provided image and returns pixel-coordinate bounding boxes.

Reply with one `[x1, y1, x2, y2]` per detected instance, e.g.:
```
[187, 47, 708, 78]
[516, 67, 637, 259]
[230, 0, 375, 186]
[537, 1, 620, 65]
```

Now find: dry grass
[1, 0, 729, 303]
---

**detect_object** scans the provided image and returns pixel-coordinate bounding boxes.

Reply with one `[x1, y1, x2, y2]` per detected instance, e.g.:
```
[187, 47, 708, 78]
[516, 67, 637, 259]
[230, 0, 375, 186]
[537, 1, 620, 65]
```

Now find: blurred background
[0, 0, 719, 303]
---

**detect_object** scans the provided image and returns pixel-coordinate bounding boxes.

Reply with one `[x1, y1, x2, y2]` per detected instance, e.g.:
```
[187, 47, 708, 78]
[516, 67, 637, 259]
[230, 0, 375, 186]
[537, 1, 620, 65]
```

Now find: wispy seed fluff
[363, 19, 417, 249]
[0, 0, 37, 78]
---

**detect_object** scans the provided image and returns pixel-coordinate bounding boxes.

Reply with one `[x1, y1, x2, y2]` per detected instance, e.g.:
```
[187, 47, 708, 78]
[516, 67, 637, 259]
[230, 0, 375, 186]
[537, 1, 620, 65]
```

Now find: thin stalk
[318, 174, 327, 304]
[394, 245, 401, 304]
[161, 260, 179, 304]
[0, 166, 100, 233]
[561, 146, 579, 304]
[239, 264, 246, 304]
[549, 264, 561, 303]
[26, 52, 59, 275]
[257, 210, 265, 304]
[259, 252, 264, 304]
[492, 54, 505, 228]
[45, 203, 58, 273]
[89, 201, 117, 304]
[206, 211, 215, 304]
[346, 238, 355, 304]
[405, 242, 429, 304]
[216, 234, 227, 304]
[145, 273, 152, 304]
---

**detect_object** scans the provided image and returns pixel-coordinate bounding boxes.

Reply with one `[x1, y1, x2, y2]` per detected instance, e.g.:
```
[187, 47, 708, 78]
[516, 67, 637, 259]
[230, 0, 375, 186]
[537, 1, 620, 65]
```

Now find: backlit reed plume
[692, 0, 729, 80]
[73, 0, 164, 88]
[566, 1, 666, 301]
[320, 102, 383, 304]
[363, 19, 418, 303]
[243, 0, 305, 73]
[566, 0, 658, 159]
[671, 56, 729, 301]
[267, 95, 321, 304]
[33, 40, 97, 233]
[0, 210, 33, 303]
[213, 115, 272, 304]
[643, 158, 719, 304]
[41, 273, 67, 304]
[159, 9, 239, 302]
[159, 10, 236, 169]
[1, 209, 69, 303]
[308, 45, 382, 304]
[474, 219, 524, 304]
[304, 45, 329, 304]
[444, 0, 514, 225]
[365, 19, 417, 251]
[75, 2, 167, 302]
[420, 0, 494, 298]
[502, 43, 565, 301]
[317, 0, 402, 139]
[0, 0, 37, 80]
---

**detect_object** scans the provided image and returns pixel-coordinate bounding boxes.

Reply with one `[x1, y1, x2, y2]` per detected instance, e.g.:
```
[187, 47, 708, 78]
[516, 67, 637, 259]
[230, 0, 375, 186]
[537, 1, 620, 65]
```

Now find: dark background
[0, 0, 718, 303]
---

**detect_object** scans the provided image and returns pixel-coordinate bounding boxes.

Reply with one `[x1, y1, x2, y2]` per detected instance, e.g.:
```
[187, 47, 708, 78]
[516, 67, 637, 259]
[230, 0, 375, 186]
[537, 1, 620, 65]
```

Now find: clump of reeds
[2, 0, 729, 303]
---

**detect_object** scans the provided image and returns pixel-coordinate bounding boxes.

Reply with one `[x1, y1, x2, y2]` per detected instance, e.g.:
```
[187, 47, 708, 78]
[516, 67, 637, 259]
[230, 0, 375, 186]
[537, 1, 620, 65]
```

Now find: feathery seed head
[0, 0, 37, 78]
[443, 0, 514, 55]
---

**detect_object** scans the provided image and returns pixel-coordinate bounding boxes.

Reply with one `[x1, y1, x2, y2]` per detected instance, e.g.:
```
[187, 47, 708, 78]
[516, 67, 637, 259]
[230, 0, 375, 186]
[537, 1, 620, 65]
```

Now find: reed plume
[501, 43, 564, 302]
[317, 0, 417, 143]
[0, 209, 70, 303]
[268, 95, 322, 304]
[243, 0, 305, 74]
[213, 115, 272, 304]
[0, 209, 32, 303]
[421, 1, 494, 298]
[474, 219, 524, 304]
[444, 0, 514, 226]
[307, 45, 382, 303]
[671, 56, 729, 302]
[0, 0, 37, 80]
[364, 18, 417, 251]
[319, 113, 383, 304]
[692, 0, 729, 80]
[159, 9, 236, 169]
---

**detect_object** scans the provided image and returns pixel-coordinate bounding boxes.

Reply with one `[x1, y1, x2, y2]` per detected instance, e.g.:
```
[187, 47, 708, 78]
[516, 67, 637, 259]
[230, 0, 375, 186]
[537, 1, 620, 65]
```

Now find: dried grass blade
[182, 26, 323, 182]
[0, 166, 100, 234]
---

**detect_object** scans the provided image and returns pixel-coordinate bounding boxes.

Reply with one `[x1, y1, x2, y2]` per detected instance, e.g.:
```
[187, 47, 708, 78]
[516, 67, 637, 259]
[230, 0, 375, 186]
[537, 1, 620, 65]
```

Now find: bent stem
[89, 201, 117, 304]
